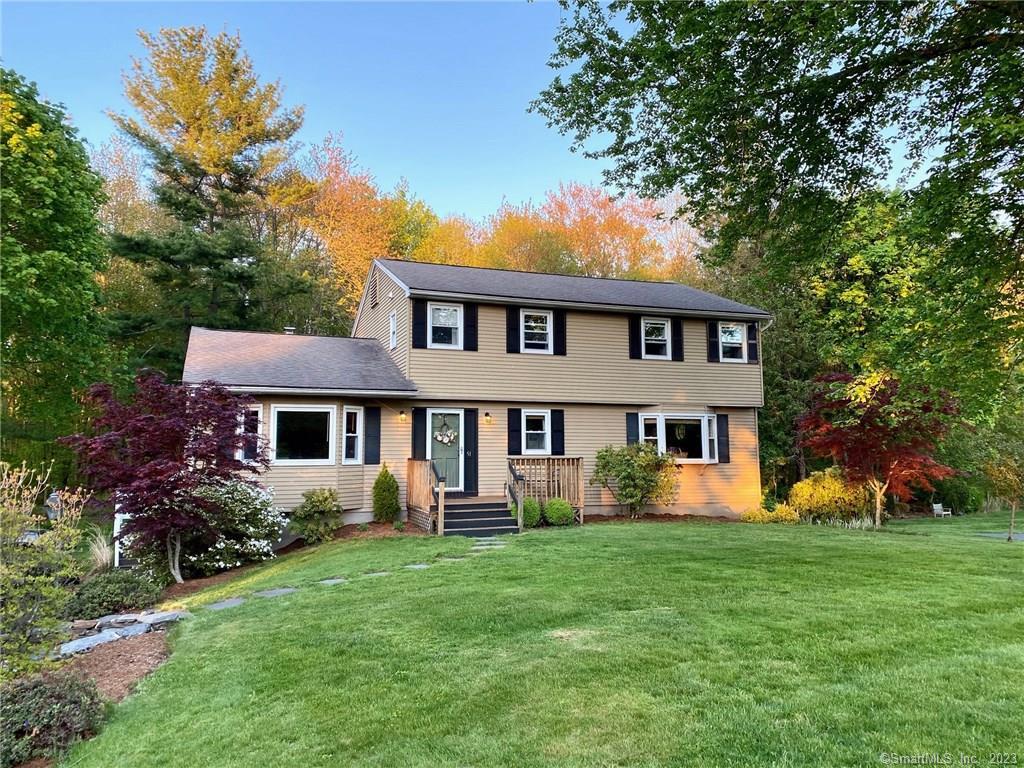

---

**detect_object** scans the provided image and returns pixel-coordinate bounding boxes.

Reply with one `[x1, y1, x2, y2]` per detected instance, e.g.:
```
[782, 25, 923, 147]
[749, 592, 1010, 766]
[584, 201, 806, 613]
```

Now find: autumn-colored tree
[477, 202, 576, 274]
[799, 372, 956, 527]
[411, 215, 479, 266]
[109, 27, 304, 374]
[384, 182, 440, 260]
[304, 136, 392, 321]
[541, 182, 664, 278]
[63, 372, 267, 583]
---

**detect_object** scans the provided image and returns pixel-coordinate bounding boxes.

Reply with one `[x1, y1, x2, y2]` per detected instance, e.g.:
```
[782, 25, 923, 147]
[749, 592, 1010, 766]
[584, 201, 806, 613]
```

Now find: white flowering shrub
[187, 480, 288, 575]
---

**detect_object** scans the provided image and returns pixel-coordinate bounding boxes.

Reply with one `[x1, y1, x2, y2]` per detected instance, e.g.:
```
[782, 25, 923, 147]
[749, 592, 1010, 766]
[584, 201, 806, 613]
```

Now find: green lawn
[66, 514, 1023, 767]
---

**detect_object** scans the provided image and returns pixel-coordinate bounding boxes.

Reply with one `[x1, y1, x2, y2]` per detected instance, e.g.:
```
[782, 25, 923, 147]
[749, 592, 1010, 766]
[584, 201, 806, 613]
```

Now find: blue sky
[2, 1, 610, 220]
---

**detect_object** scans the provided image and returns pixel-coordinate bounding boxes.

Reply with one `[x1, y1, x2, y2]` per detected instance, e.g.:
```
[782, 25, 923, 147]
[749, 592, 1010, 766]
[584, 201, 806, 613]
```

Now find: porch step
[440, 506, 512, 522]
[431, 501, 509, 514]
[444, 515, 517, 531]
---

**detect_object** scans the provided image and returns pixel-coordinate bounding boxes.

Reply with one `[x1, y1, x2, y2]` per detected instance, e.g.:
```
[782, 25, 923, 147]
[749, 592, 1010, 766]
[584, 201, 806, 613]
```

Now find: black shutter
[716, 414, 730, 464]
[707, 320, 720, 363]
[551, 409, 565, 456]
[506, 306, 520, 353]
[412, 300, 427, 349]
[364, 406, 381, 465]
[626, 412, 640, 445]
[464, 303, 478, 351]
[553, 309, 567, 356]
[628, 315, 642, 359]
[507, 408, 522, 455]
[747, 322, 759, 363]
[464, 409, 478, 494]
[412, 408, 426, 459]
[671, 317, 684, 361]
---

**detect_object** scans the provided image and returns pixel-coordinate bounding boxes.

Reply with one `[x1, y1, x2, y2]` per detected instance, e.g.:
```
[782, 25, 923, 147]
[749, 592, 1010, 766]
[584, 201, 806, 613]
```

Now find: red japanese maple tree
[799, 373, 956, 527]
[64, 371, 267, 582]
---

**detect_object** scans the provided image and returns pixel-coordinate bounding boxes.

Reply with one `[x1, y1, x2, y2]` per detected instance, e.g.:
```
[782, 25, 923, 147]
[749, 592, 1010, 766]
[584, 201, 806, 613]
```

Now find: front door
[427, 409, 463, 492]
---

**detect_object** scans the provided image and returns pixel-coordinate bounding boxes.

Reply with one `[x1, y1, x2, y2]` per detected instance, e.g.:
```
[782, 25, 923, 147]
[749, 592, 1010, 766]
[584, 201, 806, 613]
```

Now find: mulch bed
[331, 520, 428, 541]
[585, 512, 739, 525]
[63, 632, 170, 702]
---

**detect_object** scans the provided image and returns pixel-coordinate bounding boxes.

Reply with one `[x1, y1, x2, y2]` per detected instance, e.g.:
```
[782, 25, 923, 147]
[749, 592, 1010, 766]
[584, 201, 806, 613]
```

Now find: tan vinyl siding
[408, 305, 763, 407]
[352, 265, 410, 376]
[247, 399, 759, 520]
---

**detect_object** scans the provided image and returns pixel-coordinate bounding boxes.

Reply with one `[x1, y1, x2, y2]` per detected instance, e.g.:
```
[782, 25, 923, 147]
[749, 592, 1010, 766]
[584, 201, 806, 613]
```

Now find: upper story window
[641, 413, 718, 464]
[271, 405, 336, 466]
[642, 318, 671, 360]
[522, 409, 551, 454]
[428, 302, 462, 349]
[342, 405, 363, 465]
[521, 309, 553, 354]
[388, 311, 398, 350]
[719, 322, 747, 362]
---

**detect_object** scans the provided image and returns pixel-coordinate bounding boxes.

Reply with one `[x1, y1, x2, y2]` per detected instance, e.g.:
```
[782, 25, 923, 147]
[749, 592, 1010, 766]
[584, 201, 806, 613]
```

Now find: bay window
[271, 405, 336, 466]
[641, 414, 719, 464]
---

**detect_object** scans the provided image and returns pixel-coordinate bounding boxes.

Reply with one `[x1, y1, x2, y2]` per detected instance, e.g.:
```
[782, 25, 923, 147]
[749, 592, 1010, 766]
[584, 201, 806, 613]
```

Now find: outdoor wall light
[484, 412, 492, 424]
[399, 410, 407, 422]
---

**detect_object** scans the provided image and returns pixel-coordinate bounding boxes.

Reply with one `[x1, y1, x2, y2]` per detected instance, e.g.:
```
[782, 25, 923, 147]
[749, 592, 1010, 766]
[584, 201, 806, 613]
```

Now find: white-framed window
[520, 309, 553, 354]
[428, 302, 463, 349]
[642, 317, 671, 360]
[236, 404, 263, 462]
[640, 413, 718, 464]
[342, 405, 363, 465]
[719, 322, 747, 362]
[388, 311, 398, 350]
[270, 405, 336, 466]
[522, 409, 551, 455]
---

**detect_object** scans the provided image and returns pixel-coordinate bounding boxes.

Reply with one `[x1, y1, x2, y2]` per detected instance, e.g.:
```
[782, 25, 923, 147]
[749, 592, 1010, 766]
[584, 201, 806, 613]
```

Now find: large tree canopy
[0, 69, 112, 443]
[535, 1, 1024, 416]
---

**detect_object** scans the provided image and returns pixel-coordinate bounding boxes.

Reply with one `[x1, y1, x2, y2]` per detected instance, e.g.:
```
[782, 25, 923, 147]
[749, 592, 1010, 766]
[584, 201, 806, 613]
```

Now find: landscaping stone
[318, 578, 347, 585]
[114, 622, 151, 638]
[253, 587, 297, 598]
[208, 597, 246, 610]
[405, 563, 430, 570]
[440, 557, 465, 561]
[364, 571, 390, 577]
[139, 610, 191, 627]
[71, 619, 98, 631]
[59, 629, 122, 657]
[96, 613, 141, 629]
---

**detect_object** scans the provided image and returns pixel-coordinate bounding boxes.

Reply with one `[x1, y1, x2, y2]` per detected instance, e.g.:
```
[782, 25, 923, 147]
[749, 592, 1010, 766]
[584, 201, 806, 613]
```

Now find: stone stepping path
[254, 587, 297, 598]
[208, 597, 246, 611]
[202, 536, 518, 612]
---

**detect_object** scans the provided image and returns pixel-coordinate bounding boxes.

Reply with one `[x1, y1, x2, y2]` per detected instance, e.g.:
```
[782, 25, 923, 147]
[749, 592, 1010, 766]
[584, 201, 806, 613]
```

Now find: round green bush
[372, 464, 401, 522]
[64, 569, 161, 620]
[543, 497, 574, 526]
[788, 469, 870, 522]
[291, 487, 340, 544]
[0, 672, 104, 768]
[522, 498, 542, 527]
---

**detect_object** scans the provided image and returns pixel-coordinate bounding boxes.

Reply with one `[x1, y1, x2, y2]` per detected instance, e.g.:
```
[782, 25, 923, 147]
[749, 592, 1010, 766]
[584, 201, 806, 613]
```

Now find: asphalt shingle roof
[377, 259, 769, 318]
[182, 328, 417, 393]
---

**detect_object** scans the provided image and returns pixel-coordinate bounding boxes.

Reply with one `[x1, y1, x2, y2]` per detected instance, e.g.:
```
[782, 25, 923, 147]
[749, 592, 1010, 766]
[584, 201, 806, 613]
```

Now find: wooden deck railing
[406, 458, 447, 535]
[509, 456, 585, 523]
[507, 460, 525, 531]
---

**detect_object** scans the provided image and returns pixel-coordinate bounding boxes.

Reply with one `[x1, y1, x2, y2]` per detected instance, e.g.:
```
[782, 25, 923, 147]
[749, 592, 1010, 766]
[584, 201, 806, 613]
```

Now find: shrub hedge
[0, 672, 104, 768]
[372, 465, 401, 522]
[741, 503, 799, 524]
[522, 498, 542, 527]
[543, 498, 574, 526]
[788, 469, 870, 522]
[64, 570, 162, 620]
[291, 488, 340, 544]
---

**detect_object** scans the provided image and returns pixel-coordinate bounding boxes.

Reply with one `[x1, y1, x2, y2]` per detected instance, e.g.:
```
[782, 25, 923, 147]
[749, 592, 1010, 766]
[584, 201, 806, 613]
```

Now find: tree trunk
[867, 478, 888, 528]
[166, 532, 184, 584]
[1009, 502, 1017, 543]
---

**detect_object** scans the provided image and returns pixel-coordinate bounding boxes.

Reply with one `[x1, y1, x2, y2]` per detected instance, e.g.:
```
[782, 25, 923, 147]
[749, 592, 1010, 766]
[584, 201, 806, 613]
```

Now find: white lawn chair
[932, 502, 952, 518]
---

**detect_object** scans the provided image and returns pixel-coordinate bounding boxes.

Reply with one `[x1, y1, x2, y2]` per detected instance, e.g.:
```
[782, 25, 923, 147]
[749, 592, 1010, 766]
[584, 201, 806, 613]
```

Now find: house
[182, 259, 771, 535]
